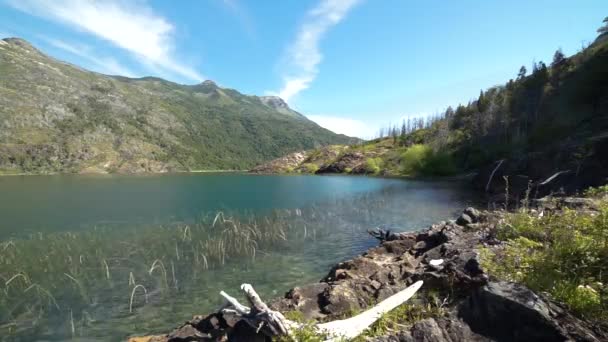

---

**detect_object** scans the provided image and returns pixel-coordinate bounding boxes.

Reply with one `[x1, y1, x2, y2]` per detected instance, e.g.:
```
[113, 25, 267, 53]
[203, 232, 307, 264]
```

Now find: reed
[0, 191, 393, 340]
[102, 259, 111, 280]
[129, 285, 148, 313]
[148, 259, 169, 290]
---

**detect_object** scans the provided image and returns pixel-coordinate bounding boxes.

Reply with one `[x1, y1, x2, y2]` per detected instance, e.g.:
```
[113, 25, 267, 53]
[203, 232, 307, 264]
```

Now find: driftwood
[218, 281, 423, 340]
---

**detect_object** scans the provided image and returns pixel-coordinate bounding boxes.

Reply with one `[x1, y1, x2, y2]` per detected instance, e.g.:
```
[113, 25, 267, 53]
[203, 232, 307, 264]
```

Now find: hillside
[0, 38, 355, 174]
[253, 32, 608, 196]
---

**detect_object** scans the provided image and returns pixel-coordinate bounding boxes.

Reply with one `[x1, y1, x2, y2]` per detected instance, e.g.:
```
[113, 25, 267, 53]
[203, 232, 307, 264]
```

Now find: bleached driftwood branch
[218, 280, 423, 341]
[317, 280, 423, 340]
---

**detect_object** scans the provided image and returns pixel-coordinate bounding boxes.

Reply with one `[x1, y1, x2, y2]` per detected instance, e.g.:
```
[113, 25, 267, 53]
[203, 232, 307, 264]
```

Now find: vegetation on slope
[481, 186, 608, 326]
[252, 137, 459, 177]
[0, 38, 354, 174]
[255, 20, 608, 183]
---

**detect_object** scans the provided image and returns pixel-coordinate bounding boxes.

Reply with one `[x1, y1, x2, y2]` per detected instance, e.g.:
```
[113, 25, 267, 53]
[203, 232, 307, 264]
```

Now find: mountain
[0, 38, 355, 174]
[253, 33, 608, 196]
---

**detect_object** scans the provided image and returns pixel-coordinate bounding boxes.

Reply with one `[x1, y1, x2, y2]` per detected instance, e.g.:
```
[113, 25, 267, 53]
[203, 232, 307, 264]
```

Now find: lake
[0, 173, 477, 341]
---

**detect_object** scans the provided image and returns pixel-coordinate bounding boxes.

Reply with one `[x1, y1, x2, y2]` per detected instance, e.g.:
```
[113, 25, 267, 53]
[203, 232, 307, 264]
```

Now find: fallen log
[316, 280, 423, 340]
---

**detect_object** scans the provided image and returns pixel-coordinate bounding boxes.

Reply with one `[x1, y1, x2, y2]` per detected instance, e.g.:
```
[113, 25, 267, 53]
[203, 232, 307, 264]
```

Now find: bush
[584, 185, 608, 197]
[481, 197, 608, 323]
[302, 163, 319, 173]
[400, 144, 456, 176]
[364, 158, 382, 174]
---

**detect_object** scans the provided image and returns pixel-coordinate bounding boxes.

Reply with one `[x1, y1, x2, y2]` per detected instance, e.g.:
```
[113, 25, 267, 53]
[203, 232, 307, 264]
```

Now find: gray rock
[463, 207, 481, 222]
[458, 281, 602, 341]
[456, 213, 473, 226]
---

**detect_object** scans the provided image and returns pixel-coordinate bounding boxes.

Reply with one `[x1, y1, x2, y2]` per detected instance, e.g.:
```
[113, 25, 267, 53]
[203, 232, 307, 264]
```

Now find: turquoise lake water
[0, 173, 477, 341]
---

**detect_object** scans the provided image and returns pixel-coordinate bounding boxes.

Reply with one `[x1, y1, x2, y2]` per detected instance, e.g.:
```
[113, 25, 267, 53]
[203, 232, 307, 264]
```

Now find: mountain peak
[260, 96, 289, 110]
[2, 37, 35, 49]
[201, 80, 218, 87]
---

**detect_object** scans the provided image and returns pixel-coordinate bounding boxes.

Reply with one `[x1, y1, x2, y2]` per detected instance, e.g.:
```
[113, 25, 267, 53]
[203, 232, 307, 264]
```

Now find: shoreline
[0, 169, 247, 177]
[130, 197, 607, 341]
[0, 168, 475, 183]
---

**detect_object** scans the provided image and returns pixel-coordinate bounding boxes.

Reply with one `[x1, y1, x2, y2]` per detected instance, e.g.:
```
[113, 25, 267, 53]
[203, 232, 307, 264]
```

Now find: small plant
[279, 326, 329, 342]
[352, 292, 447, 340]
[364, 158, 382, 174]
[481, 195, 608, 323]
[400, 144, 456, 176]
[584, 185, 608, 197]
[302, 163, 319, 173]
[276, 318, 330, 342]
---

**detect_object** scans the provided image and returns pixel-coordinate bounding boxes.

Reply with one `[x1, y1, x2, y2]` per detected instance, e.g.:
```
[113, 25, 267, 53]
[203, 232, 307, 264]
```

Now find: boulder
[458, 281, 603, 342]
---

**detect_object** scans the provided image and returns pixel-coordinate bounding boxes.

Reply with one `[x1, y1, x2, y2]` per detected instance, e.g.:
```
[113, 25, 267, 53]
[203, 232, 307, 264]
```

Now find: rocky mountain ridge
[0, 37, 355, 174]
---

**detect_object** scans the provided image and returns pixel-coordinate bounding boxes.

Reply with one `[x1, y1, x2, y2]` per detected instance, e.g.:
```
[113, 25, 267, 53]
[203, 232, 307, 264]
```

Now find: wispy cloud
[273, 0, 360, 102]
[307, 114, 373, 139]
[44, 37, 135, 77]
[7, 0, 204, 82]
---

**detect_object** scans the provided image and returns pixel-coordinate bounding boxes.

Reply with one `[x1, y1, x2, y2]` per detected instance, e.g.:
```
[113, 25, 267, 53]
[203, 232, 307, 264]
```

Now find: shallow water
[0, 174, 477, 341]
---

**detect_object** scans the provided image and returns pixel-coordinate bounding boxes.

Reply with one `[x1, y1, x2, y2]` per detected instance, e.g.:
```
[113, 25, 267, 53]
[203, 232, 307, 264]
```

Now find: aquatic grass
[23, 284, 59, 311]
[102, 259, 111, 280]
[129, 285, 148, 313]
[64, 273, 90, 304]
[148, 260, 169, 290]
[0, 189, 413, 340]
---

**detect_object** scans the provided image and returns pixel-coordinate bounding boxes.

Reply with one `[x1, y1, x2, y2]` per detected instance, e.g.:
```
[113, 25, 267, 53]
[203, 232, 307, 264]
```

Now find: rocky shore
[130, 201, 607, 342]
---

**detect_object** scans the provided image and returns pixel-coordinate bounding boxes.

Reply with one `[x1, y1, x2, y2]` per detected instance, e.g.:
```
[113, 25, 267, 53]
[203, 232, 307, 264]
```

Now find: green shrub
[481, 199, 608, 323]
[584, 185, 608, 197]
[302, 163, 319, 173]
[400, 144, 456, 176]
[364, 158, 382, 174]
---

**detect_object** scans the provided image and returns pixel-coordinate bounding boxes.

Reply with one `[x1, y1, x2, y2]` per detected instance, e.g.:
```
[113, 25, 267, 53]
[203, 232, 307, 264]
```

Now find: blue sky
[0, 1, 605, 138]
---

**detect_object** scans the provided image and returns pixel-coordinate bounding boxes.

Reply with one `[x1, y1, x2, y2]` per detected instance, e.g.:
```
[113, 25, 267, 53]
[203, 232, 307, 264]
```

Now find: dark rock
[463, 258, 483, 277]
[456, 213, 473, 226]
[316, 152, 366, 174]
[458, 281, 601, 341]
[463, 207, 481, 222]
[226, 320, 269, 342]
[167, 323, 210, 341]
[269, 283, 330, 320]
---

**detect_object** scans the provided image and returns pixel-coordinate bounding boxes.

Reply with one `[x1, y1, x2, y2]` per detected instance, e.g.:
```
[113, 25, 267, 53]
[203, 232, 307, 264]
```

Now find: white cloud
[7, 0, 204, 82]
[44, 37, 135, 77]
[307, 114, 374, 139]
[274, 0, 360, 102]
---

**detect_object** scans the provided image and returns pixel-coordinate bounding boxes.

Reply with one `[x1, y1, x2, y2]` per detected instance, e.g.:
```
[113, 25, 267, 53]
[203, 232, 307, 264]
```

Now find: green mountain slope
[0, 38, 355, 174]
[254, 31, 608, 195]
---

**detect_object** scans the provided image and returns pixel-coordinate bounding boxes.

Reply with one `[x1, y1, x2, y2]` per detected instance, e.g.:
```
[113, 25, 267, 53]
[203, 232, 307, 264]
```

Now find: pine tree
[477, 90, 487, 113]
[517, 66, 527, 80]
[551, 49, 566, 68]
[598, 16, 608, 36]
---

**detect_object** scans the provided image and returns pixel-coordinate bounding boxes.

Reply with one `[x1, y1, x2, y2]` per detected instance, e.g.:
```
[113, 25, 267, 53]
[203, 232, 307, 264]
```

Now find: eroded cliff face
[129, 200, 607, 342]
